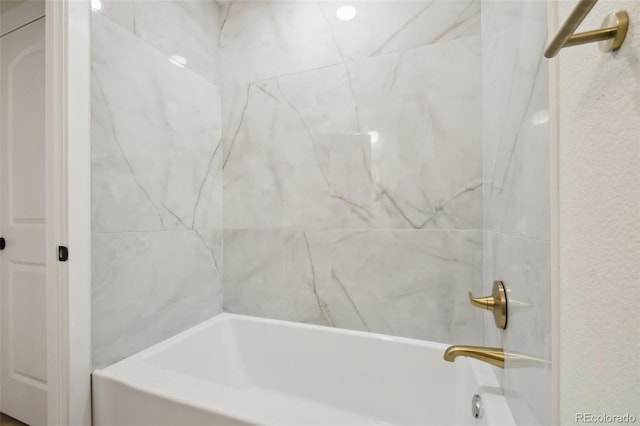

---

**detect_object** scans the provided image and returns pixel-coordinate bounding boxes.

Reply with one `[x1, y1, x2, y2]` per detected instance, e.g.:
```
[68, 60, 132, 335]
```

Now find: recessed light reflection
[532, 110, 549, 125]
[336, 5, 357, 21]
[91, 0, 102, 10]
[169, 55, 187, 68]
[367, 130, 380, 143]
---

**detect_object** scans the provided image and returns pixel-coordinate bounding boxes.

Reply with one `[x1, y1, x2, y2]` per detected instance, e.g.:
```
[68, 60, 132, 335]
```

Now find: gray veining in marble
[92, 230, 223, 369]
[92, 11, 222, 233]
[222, 229, 332, 325]
[220, 0, 480, 85]
[219, 0, 487, 369]
[330, 229, 483, 344]
[95, 0, 221, 84]
[224, 229, 484, 345]
[482, 2, 549, 241]
[89, 6, 552, 412]
[223, 35, 483, 230]
[91, 4, 224, 369]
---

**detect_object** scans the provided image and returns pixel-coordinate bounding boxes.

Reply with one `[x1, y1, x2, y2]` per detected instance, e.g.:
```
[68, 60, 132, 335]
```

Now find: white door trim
[45, 2, 67, 422]
[45, 1, 92, 425]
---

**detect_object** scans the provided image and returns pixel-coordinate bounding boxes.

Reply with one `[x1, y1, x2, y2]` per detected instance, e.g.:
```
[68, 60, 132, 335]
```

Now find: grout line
[231, 32, 483, 87]
[482, 229, 551, 243]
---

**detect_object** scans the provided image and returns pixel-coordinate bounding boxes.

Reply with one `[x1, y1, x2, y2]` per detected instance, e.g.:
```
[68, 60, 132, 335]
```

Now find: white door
[0, 17, 47, 426]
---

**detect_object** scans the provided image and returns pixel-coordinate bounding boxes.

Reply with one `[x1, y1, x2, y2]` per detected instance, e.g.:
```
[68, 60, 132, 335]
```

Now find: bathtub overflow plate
[471, 394, 482, 419]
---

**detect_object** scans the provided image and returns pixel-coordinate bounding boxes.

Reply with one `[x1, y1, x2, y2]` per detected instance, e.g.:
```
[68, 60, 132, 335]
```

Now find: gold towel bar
[544, 0, 629, 58]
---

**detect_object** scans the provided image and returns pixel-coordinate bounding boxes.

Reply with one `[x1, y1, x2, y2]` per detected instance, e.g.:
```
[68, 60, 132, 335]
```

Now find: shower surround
[91, 0, 485, 370]
[220, 0, 484, 342]
[91, 0, 550, 424]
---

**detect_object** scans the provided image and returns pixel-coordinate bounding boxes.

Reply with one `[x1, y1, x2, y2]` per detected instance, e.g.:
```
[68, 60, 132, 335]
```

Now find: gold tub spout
[443, 345, 505, 368]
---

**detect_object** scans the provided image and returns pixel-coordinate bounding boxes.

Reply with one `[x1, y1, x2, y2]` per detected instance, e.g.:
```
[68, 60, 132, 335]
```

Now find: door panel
[9, 48, 46, 220]
[1, 17, 47, 426]
[11, 265, 47, 385]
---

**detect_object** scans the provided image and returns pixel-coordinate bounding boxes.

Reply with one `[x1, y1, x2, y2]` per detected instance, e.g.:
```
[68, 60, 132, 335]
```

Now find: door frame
[45, 0, 92, 425]
[0, 1, 85, 424]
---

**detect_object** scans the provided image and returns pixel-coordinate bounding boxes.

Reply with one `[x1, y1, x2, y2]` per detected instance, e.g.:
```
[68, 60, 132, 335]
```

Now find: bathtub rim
[93, 313, 515, 425]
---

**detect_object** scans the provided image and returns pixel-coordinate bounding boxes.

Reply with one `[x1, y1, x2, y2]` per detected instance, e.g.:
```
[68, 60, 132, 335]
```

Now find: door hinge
[58, 245, 68, 262]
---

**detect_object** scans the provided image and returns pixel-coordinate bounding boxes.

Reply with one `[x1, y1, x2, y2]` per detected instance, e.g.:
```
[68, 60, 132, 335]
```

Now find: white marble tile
[223, 36, 482, 230]
[481, 0, 546, 32]
[94, 0, 135, 32]
[482, 19, 549, 240]
[219, 1, 342, 85]
[223, 228, 483, 344]
[95, 0, 220, 83]
[482, 231, 551, 426]
[92, 230, 223, 369]
[220, 0, 480, 85]
[222, 229, 333, 325]
[133, 0, 221, 84]
[192, 152, 224, 231]
[221, 82, 306, 229]
[92, 11, 222, 233]
[481, 2, 550, 423]
[317, 0, 480, 60]
[329, 229, 483, 344]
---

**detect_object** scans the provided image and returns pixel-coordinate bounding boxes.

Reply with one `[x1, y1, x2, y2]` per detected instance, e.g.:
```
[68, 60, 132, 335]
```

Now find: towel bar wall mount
[545, 0, 629, 58]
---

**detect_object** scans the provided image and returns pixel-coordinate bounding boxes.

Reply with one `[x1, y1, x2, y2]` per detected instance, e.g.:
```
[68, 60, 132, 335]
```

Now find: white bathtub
[92, 314, 515, 426]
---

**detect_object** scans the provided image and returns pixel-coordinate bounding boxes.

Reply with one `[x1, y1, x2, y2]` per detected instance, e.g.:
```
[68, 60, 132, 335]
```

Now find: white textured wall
[556, 0, 640, 422]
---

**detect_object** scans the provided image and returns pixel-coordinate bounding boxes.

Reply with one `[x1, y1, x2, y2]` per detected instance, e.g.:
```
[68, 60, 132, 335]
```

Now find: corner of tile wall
[481, 0, 551, 424]
[90, 0, 224, 367]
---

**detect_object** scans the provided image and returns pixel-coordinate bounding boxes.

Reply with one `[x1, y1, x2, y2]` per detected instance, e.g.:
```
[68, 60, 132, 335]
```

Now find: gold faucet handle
[468, 281, 508, 329]
[468, 292, 497, 310]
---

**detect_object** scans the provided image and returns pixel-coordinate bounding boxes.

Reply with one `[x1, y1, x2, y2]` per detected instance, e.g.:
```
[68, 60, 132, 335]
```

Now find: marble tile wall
[97, 0, 220, 84]
[219, 0, 480, 85]
[220, 1, 485, 345]
[481, 1, 551, 424]
[222, 36, 483, 230]
[224, 229, 483, 344]
[90, 4, 551, 407]
[91, 2, 224, 369]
